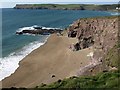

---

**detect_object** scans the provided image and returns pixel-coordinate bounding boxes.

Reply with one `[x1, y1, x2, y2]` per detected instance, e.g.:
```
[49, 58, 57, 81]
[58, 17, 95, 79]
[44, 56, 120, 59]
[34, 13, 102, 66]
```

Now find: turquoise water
[2, 8, 114, 57]
[0, 8, 116, 80]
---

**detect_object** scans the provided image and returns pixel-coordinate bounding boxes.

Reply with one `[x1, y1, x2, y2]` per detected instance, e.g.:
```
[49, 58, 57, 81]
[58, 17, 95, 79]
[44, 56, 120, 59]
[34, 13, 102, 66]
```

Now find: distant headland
[14, 4, 119, 12]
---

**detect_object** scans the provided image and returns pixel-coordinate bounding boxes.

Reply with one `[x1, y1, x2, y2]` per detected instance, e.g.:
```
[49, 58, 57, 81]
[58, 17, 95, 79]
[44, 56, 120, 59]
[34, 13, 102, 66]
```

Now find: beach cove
[2, 33, 93, 88]
[1, 6, 119, 88]
[1, 8, 114, 82]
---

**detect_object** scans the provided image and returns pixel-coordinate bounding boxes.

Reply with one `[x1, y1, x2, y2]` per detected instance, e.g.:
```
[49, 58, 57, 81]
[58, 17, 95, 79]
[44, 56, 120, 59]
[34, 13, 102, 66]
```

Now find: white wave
[0, 35, 50, 81]
[110, 12, 120, 16]
[42, 26, 61, 30]
[16, 25, 62, 33]
[17, 26, 37, 32]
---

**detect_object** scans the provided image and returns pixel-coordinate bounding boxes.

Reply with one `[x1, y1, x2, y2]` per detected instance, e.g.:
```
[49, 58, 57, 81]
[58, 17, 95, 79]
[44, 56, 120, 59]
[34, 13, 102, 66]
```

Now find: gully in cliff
[16, 26, 63, 35]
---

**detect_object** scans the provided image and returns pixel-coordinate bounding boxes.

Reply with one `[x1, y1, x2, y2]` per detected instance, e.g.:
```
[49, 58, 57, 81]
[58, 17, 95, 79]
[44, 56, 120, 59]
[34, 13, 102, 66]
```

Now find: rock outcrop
[16, 27, 63, 35]
[67, 16, 119, 72]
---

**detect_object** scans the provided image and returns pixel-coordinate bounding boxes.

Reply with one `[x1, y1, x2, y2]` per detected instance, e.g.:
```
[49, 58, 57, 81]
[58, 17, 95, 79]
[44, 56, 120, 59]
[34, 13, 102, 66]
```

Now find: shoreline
[0, 35, 50, 81]
[2, 33, 93, 88]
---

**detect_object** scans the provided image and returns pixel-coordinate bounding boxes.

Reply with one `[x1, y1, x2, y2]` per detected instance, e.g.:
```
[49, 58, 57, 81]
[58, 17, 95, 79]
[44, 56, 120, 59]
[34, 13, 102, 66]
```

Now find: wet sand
[2, 34, 93, 88]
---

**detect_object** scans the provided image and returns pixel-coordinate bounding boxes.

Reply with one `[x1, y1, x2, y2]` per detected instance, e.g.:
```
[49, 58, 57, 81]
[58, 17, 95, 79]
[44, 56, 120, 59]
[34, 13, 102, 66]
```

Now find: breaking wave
[0, 35, 50, 81]
[17, 25, 62, 32]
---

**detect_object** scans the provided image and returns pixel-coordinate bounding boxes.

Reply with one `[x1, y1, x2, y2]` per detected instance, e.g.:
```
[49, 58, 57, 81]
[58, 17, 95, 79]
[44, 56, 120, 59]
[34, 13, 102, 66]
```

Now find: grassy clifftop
[8, 70, 119, 89]
[37, 16, 119, 89]
[36, 40, 120, 89]
[14, 4, 118, 11]
[37, 70, 119, 89]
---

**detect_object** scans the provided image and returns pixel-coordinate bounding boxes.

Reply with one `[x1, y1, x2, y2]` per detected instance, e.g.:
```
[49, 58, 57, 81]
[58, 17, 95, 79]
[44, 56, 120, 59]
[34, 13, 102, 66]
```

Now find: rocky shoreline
[16, 26, 63, 35]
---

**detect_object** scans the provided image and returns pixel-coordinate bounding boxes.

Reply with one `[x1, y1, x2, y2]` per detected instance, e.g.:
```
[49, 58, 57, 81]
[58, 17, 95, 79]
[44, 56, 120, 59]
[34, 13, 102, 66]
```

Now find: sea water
[0, 8, 117, 80]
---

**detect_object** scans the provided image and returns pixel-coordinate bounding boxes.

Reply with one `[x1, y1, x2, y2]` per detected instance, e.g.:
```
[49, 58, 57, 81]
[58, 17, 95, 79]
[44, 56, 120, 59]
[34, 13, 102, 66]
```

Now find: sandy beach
[2, 33, 93, 88]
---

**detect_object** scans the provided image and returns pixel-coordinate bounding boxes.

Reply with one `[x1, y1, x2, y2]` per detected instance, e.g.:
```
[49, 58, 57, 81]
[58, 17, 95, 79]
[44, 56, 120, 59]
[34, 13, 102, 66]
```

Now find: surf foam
[17, 25, 62, 33]
[110, 12, 120, 16]
[0, 35, 50, 81]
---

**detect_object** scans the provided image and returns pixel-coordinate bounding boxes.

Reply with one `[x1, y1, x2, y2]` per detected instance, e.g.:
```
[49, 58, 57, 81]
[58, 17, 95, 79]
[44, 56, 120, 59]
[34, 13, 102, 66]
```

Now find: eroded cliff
[67, 16, 119, 74]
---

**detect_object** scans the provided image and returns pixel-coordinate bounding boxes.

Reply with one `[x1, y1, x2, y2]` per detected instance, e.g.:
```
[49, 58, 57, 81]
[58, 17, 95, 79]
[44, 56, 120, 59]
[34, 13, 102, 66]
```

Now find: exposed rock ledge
[67, 16, 119, 75]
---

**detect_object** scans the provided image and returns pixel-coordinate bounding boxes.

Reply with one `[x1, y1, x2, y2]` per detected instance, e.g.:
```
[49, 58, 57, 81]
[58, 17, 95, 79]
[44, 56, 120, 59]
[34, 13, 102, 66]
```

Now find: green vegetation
[33, 4, 81, 9]
[34, 16, 120, 89]
[35, 35, 120, 89]
[104, 35, 120, 68]
[105, 44, 119, 68]
[36, 70, 119, 89]
[14, 4, 118, 11]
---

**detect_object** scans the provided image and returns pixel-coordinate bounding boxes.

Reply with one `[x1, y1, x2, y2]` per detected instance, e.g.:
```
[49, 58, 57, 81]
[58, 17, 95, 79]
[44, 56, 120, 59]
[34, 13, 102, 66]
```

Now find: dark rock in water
[16, 32, 23, 35]
[42, 33, 50, 35]
[16, 28, 63, 35]
[22, 30, 41, 34]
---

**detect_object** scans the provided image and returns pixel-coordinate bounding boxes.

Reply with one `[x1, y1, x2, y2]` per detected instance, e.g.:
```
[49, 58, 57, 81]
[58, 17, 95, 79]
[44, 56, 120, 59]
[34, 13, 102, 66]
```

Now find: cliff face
[67, 16, 119, 71]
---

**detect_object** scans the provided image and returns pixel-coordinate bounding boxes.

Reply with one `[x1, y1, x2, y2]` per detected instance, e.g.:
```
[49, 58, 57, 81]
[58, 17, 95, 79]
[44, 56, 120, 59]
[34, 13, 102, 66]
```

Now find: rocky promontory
[14, 4, 119, 11]
[67, 16, 119, 74]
